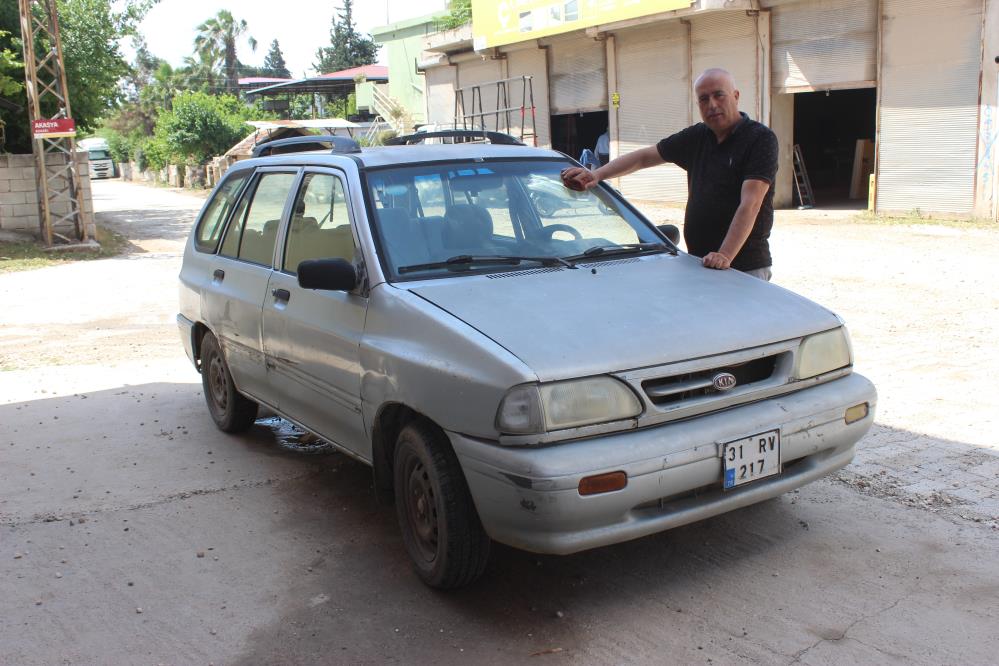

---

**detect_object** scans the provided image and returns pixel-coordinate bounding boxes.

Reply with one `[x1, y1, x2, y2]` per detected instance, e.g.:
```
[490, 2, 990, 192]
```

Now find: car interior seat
[378, 207, 430, 268]
[443, 204, 494, 251]
[283, 216, 321, 271]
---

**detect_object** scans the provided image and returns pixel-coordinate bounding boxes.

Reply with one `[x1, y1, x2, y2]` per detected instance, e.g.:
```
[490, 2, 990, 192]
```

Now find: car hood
[407, 253, 842, 382]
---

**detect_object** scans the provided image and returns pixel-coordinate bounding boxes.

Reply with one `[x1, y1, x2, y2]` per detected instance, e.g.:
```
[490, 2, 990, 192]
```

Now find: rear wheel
[200, 331, 258, 433]
[393, 421, 490, 588]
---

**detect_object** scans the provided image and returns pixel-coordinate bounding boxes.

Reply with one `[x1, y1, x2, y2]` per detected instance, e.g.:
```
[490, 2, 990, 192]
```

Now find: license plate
[722, 429, 781, 489]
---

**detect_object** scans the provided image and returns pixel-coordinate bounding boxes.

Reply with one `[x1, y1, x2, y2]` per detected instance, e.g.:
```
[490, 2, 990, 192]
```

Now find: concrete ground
[1, 180, 997, 665]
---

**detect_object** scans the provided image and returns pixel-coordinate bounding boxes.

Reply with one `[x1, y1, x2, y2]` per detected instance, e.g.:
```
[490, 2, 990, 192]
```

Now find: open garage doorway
[793, 89, 876, 208]
[551, 111, 608, 164]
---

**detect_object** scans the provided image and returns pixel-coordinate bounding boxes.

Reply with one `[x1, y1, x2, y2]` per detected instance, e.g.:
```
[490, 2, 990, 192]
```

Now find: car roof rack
[385, 130, 525, 146]
[252, 135, 362, 157]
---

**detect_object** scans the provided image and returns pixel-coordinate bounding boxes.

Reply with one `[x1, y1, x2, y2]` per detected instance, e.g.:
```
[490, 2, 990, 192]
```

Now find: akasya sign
[32, 118, 76, 139]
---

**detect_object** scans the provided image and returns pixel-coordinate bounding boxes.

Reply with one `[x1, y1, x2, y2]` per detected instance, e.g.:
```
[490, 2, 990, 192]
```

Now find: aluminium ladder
[792, 144, 815, 209]
[453, 75, 537, 145]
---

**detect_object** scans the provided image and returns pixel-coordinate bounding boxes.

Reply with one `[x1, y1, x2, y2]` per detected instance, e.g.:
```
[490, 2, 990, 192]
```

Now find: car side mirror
[657, 224, 681, 245]
[297, 258, 357, 291]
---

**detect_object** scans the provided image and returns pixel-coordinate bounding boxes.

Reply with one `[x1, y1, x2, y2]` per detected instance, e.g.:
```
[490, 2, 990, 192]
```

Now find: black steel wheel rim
[207, 353, 229, 412]
[403, 455, 438, 563]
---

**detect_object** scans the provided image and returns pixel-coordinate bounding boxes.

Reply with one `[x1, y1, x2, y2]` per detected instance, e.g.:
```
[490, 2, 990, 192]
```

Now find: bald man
[562, 68, 779, 280]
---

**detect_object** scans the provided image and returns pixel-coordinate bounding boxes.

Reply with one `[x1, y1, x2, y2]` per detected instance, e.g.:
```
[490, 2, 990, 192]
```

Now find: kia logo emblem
[712, 372, 737, 391]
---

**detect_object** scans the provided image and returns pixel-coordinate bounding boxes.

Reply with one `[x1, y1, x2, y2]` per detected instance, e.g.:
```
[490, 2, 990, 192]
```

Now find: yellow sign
[472, 0, 692, 49]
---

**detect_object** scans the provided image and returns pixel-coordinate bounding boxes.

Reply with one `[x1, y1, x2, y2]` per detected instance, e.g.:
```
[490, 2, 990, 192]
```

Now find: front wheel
[200, 331, 258, 433]
[393, 421, 490, 588]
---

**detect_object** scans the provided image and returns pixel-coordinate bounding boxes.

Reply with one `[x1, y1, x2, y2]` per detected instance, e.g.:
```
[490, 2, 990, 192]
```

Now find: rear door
[202, 167, 300, 402]
[262, 169, 369, 457]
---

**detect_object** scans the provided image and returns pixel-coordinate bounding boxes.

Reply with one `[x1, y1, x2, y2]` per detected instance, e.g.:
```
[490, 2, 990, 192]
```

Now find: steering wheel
[543, 223, 583, 241]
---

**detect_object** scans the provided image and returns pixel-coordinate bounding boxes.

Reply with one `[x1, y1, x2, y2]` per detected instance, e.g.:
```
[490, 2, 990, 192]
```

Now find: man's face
[695, 74, 740, 137]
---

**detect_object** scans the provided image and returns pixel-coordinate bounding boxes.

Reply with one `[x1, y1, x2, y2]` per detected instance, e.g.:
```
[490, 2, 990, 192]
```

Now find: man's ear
[734, 89, 740, 102]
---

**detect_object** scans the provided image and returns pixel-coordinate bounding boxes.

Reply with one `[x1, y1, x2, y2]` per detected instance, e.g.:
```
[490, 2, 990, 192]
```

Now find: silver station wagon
[178, 131, 877, 588]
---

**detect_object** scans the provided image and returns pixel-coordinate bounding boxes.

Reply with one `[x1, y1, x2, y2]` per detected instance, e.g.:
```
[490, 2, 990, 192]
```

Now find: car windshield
[88, 150, 111, 160]
[365, 159, 664, 279]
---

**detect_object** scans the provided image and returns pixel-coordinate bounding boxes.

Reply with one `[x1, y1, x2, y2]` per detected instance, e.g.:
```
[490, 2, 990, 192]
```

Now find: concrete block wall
[0, 153, 95, 239]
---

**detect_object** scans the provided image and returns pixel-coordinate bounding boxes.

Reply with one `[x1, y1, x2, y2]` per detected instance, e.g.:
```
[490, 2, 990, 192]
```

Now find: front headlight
[793, 327, 853, 380]
[496, 377, 642, 434]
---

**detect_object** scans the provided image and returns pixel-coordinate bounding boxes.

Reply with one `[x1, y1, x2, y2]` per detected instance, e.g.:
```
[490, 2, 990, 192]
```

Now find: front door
[262, 169, 368, 458]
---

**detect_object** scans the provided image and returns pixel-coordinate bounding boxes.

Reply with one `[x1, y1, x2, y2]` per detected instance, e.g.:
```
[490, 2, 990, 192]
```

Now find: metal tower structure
[18, 0, 88, 245]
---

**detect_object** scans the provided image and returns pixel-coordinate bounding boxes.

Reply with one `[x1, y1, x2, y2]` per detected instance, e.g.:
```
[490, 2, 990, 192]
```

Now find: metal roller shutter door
[772, 0, 877, 92]
[690, 11, 759, 121]
[615, 22, 690, 202]
[425, 65, 457, 127]
[877, 0, 981, 213]
[549, 36, 607, 114]
[455, 58, 505, 129]
[506, 48, 551, 147]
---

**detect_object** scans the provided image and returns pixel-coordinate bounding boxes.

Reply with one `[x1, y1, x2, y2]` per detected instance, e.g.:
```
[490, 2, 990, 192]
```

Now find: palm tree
[181, 52, 221, 95]
[194, 10, 256, 95]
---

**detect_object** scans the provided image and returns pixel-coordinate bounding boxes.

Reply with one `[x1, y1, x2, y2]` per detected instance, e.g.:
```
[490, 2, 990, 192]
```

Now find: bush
[103, 130, 133, 164]
[154, 91, 272, 164]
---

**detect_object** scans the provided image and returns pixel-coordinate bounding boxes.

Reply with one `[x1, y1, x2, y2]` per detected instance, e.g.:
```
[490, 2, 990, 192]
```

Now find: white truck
[77, 137, 115, 179]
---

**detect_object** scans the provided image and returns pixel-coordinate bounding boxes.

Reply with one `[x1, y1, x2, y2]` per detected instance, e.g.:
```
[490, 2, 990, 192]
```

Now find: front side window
[283, 173, 355, 273]
[195, 171, 249, 253]
[364, 159, 661, 279]
[218, 171, 296, 266]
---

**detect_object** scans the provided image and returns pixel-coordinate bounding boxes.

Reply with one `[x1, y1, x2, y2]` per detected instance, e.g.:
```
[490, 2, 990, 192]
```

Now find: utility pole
[18, 0, 90, 246]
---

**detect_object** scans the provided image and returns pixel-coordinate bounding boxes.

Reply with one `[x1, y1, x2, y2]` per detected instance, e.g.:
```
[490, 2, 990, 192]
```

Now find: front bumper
[449, 373, 876, 555]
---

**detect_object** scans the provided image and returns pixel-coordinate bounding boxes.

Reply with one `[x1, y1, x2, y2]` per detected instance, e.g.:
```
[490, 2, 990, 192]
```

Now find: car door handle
[272, 288, 291, 302]
[213, 269, 225, 281]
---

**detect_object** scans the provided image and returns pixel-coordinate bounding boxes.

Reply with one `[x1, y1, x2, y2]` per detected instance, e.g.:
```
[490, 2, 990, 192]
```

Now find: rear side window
[217, 171, 296, 266]
[195, 172, 249, 253]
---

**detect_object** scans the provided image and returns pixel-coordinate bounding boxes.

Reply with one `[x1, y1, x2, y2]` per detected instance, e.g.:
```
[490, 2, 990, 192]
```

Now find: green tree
[438, 0, 472, 30]
[156, 90, 265, 163]
[313, 0, 377, 75]
[194, 10, 256, 95]
[262, 39, 291, 79]
[180, 52, 221, 94]
[123, 35, 165, 101]
[0, 31, 22, 98]
[0, 0, 153, 153]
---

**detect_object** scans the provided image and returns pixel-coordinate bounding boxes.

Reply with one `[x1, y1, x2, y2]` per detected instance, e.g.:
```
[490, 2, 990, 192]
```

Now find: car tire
[393, 421, 490, 589]
[200, 331, 258, 433]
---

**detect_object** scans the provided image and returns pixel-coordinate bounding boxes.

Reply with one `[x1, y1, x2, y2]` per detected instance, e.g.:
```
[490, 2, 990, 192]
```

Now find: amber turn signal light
[845, 402, 869, 425]
[578, 471, 628, 496]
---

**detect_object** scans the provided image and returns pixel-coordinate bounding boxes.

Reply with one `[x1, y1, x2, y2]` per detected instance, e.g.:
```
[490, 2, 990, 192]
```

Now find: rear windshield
[364, 159, 660, 279]
[88, 150, 111, 160]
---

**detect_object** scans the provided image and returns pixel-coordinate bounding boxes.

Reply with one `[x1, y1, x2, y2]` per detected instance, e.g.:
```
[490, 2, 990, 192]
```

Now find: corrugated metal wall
[877, 0, 982, 213]
[548, 35, 607, 114]
[506, 48, 551, 147]
[690, 11, 760, 122]
[424, 65, 457, 127]
[455, 57, 505, 130]
[772, 0, 877, 91]
[615, 22, 690, 201]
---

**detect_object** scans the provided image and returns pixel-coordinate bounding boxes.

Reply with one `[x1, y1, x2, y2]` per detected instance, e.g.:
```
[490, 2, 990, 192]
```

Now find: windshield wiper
[398, 254, 577, 274]
[565, 242, 675, 262]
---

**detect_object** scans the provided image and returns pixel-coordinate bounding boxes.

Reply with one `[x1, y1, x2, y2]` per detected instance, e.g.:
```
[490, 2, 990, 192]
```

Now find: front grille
[641, 354, 779, 406]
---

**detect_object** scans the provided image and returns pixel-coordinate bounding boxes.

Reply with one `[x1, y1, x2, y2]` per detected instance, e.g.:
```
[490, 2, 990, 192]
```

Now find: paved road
[1, 180, 997, 665]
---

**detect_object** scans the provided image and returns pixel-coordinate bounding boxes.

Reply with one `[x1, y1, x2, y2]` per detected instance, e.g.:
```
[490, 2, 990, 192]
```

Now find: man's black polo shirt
[656, 112, 778, 271]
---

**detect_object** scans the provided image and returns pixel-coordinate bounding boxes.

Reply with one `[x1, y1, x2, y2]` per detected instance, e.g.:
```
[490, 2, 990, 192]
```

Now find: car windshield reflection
[365, 159, 663, 278]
